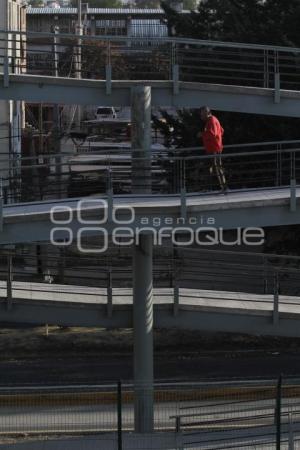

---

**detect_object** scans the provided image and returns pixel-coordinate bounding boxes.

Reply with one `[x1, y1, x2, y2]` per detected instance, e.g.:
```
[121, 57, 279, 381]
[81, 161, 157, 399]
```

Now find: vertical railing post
[3, 33, 9, 87]
[3, 55, 9, 87]
[173, 63, 179, 95]
[172, 42, 179, 94]
[107, 164, 113, 224]
[180, 159, 187, 219]
[117, 380, 123, 450]
[9, 32, 16, 75]
[176, 416, 181, 432]
[273, 272, 279, 325]
[175, 416, 184, 450]
[53, 25, 59, 77]
[173, 285, 179, 317]
[0, 178, 3, 232]
[290, 151, 296, 212]
[289, 413, 294, 450]
[106, 40, 112, 95]
[6, 255, 13, 310]
[263, 257, 267, 294]
[107, 267, 113, 318]
[275, 374, 282, 450]
[276, 144, 282, 187]
[274, 51, 281, 103]
[264, 49, 269, 88]
[58, 247, 65, 284]
[180, 188, 187, 220]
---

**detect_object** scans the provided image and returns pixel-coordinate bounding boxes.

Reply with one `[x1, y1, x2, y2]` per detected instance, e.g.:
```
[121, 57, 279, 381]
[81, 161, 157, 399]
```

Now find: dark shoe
[221, 186, 229, 194]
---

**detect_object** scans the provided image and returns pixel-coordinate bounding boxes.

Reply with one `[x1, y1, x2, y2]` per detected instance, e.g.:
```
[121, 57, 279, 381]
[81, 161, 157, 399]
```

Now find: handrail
[3, 28, 300, 54]
[0, 140, 299, 167]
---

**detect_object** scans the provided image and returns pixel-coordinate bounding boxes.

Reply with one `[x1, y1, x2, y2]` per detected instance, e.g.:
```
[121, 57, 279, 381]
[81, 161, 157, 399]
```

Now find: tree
[158, 0, 300, 145]
[71, 0, 122, 7]
[162, 0, 300, 46]
[183, 0, 198, 9]
[133, 0, 161, 7]
[157, 0, 300, 257]
[27, 0, 44, 6]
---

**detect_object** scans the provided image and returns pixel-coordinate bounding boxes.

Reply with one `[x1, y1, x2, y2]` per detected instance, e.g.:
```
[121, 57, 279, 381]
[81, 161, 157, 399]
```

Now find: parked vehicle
[95, 107, 117, 121]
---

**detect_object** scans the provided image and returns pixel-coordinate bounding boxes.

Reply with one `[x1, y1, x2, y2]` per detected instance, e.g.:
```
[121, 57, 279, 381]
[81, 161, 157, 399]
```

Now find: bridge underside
[2, 75, 300, 116]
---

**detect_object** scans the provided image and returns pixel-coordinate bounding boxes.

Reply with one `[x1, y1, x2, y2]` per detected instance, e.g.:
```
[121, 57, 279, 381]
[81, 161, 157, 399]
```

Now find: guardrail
[0, 247, 299, 324]
[1, 29, 300, 93]
[0, 377, 299, 449]
[0, 139, 298, 204]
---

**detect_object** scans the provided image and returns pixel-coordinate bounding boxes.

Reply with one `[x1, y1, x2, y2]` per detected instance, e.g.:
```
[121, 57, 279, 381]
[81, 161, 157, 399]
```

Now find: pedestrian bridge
[1, 281, 300, 337]
[0, 186, 299, 245]
[2, 30, 300, 116]
[2, 28, 300, 438]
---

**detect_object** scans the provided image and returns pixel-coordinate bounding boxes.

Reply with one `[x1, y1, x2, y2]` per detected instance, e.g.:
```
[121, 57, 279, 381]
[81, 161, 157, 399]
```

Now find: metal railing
[171, 376, 300, 450]
[0, 377, 300, 449]
[0, 247, 299, 325]
[2, 29, 300, 92]
[0, 139, 299, 204]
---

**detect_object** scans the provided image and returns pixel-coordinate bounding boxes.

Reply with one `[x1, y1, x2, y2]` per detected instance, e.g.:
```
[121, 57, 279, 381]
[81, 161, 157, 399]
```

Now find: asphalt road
[1, 396, 300, 449]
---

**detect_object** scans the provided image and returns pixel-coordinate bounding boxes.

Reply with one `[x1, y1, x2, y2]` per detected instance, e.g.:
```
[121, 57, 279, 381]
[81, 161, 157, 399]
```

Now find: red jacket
[202, 115, 224, 154]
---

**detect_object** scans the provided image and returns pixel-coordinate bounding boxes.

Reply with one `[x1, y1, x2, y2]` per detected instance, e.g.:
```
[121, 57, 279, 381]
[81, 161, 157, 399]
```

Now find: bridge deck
[3, 186, 300, 219]
[1, 187, 299, 245]
[0, 281, 299, 320]
[1, 75, 300, 117]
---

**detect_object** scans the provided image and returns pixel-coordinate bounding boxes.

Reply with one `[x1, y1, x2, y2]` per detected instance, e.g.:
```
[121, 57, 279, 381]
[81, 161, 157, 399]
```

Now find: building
[0, 0, 26, 201]
[26, 6, 168, 35]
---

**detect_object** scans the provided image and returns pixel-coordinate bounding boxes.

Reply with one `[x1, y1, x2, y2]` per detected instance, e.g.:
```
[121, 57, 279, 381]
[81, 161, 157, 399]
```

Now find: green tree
[133, 0, 161, 7]
[159, 0, 300, 145]
[157, 0, 300, 257]
[27, 0, 44, 6]
[183, 0, 198, 10]
[162, 0, 300, 46]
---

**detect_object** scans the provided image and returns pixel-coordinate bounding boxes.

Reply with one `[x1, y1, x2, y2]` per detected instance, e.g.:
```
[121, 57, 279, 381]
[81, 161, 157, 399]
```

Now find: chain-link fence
[1, 378, 300, 449]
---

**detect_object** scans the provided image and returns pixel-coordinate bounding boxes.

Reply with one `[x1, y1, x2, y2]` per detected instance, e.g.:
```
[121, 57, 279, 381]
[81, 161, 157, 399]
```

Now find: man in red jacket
[199, 106, 227, 192]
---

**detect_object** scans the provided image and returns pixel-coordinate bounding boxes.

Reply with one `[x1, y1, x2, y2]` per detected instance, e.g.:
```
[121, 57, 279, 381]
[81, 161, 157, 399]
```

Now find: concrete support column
[133, 233, 153, 432]
[131, 86, 152, 195]
[131, 85, 154, 433]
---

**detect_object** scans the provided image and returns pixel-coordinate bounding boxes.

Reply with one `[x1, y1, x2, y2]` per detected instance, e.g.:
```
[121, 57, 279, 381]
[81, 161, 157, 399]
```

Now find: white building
[0, 0, 26, 201]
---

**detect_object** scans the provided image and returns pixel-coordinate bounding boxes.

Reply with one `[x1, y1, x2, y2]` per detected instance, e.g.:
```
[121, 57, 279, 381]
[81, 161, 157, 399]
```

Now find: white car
[95, 107, 117, 121]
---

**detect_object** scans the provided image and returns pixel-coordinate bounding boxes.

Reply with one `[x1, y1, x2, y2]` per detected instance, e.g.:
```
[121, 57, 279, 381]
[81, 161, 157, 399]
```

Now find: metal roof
[26, 7, 166, 14]
[130, 19, 168, 38]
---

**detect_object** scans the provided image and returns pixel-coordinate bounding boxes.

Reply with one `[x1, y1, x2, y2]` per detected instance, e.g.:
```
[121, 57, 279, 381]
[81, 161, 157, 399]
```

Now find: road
[0, 394, 300, 449]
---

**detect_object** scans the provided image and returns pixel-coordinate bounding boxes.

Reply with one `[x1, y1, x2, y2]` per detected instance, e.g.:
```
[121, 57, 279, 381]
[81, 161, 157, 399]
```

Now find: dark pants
[209, 153, 227, 191]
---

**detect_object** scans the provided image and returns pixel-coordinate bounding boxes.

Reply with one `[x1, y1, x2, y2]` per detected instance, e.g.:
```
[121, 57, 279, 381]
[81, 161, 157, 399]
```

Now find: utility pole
[38, 102, 44, 200]
[75, 0, 83, 129]
[53, 25, 62, 198]
[39, 103, 43, 157]
[27, 126, 44, 278]
[132, 86, 154, 433]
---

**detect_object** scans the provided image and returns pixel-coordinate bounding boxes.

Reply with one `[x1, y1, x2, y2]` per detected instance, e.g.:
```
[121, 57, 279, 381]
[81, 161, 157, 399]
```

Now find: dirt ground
[0, 326, 300, 385]
[1, 326, 300, 358]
